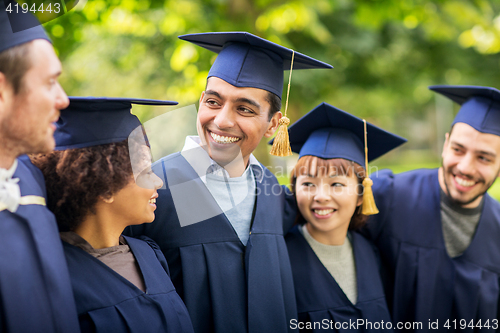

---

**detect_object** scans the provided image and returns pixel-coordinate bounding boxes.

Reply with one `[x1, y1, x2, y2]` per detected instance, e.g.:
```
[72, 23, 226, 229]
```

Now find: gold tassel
[269, 116, 292, 156]
[270, 51, 294, 157]
[362, 178, 379, 215]
[361, 119, 379, 215]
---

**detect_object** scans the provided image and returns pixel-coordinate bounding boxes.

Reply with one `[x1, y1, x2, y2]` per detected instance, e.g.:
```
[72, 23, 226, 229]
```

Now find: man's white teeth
[210, 132, 240, 144]
[314, 209, 334, 216]
[149, 198, 156, 204]
[455, 177, 475, 187]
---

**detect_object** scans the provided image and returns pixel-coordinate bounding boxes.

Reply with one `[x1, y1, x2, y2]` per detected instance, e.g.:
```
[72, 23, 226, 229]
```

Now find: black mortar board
[0, 0, 50, 53]
[179, 31, 333, 99]
[429, 85, 500, 136]
[270, 102, 407, 166]
[55, 97, 178, 150]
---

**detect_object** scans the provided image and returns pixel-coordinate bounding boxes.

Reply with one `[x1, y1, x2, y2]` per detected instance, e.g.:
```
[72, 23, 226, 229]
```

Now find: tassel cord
[270, 51, 295, 157]
[361, 119, 379, 215]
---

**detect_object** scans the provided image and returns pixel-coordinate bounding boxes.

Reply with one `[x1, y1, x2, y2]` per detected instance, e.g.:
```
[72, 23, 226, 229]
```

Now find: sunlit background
[45, 0, 500, 199]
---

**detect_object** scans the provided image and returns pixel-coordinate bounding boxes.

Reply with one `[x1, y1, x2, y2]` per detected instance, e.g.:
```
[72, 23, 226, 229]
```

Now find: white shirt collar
[0, 159, 20, 213]
[0, 159, 18, 181]
[181, 136, 264, 183]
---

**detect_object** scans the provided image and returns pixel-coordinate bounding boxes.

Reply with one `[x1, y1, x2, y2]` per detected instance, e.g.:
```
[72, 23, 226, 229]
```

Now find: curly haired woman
[32, 97, 194, 333]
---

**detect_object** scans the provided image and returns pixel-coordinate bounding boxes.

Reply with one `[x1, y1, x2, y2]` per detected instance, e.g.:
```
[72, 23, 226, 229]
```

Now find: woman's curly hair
[31, 140, 133, 232]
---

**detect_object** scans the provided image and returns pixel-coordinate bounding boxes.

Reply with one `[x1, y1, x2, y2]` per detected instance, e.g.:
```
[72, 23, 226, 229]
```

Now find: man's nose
[213, 105, 235, 129]
[456, 153, 475, 178]
[56, 83, 69, 110]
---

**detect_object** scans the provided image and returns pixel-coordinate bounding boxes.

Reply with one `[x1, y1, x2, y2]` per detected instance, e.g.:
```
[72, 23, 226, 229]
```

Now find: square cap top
[270, 102, 406, 167]
[429, 85, 500, 136]
[179, 31, 333, 99]
[0, 0, 50, 53]
[55, 97, 178, 150]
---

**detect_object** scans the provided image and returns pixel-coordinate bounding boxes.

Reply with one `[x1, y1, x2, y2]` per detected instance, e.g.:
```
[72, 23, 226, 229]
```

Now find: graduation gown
[0, 155, 80, 333]
[63, 235, 194, 333]
[286, 226, 393, 332]
[365, 168, 500, 332]
[126, 152, 298, 333]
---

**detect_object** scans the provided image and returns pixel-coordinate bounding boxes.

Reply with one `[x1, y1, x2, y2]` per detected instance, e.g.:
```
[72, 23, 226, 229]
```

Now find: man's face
[439, 122, 500, 208]
[196, 77, 280, 166]
[0, 39, 69, 156]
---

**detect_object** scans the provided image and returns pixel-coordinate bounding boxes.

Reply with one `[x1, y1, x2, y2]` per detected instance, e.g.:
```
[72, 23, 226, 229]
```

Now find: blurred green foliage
[45, 0, 500, 200]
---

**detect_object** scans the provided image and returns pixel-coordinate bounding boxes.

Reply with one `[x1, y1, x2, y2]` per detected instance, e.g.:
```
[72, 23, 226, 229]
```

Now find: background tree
[45, 0, 500, 197]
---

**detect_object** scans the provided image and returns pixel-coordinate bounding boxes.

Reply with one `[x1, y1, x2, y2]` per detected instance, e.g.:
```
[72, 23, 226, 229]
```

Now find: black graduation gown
[286, 226, 393, 332]
[365, 168, 500, 332]
[0, 155, 80, 332]
[63, 235, 194, 333]
[126, 152, 298, 333]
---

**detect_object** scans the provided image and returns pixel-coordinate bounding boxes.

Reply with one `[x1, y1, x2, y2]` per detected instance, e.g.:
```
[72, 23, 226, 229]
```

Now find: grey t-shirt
[60, 232, 146, 292]
[300, 225, 358, 304]
[440, 189, 484, 258]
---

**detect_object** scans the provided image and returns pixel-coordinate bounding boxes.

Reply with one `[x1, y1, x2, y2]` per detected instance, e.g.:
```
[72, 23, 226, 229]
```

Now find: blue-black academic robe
[365, 168, 500, 332]
[126, 152, 298, 333]
[0, 155, 80, 332]
[63, 235, 194, 333]
[286, 226, 393, 332]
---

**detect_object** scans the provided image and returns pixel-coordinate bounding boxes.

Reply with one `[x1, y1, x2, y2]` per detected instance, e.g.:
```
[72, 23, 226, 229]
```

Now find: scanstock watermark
[2, 0, 82, 32]
[290, 318, 499, 331]
[290, 319, 423, 331]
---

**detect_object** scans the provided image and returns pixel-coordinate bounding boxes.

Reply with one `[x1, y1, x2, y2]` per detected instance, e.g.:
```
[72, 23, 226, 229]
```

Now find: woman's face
[109, 145, 163, 226]
[296, 172, 362, 245]
[110, 169, 163, 225]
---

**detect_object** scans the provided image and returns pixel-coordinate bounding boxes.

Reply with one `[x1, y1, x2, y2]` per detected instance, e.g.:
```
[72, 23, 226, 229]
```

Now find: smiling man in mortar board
[0, 1, 80, 332]
[126, 32, 332, 332]
[364, 85, 500, 332]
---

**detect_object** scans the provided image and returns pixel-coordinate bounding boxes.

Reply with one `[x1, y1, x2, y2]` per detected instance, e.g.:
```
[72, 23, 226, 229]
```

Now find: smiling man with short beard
[0, 1, 80, 332]
[363, 85, 500, 332]
[440, 122, 500, 208]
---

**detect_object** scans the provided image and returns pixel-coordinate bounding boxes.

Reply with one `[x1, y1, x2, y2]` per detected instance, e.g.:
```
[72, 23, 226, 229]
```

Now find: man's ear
[199, 91, 205, 106]
[264, 111, 282, 138]
[0, 73, 13, 119]
[0, 72, 9, 104]
[441, 132, 450, 160]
